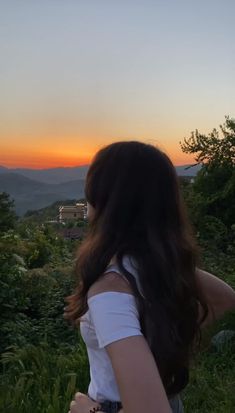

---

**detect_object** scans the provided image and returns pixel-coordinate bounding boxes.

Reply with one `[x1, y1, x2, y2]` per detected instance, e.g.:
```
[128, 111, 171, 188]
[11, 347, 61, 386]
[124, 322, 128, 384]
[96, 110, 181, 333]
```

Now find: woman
[65, 141, 235, 413]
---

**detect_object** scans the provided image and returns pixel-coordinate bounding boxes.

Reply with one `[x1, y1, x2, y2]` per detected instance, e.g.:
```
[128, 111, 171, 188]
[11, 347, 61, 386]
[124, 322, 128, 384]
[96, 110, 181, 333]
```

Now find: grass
[0, 340, 90, 413]
[1, 314, 234, 413]
[183, 312, 235, 412]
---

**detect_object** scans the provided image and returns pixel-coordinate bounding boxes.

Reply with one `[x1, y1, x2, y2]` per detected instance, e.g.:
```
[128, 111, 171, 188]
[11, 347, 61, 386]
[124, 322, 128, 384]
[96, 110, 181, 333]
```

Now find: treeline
[181, 116, 235, 283]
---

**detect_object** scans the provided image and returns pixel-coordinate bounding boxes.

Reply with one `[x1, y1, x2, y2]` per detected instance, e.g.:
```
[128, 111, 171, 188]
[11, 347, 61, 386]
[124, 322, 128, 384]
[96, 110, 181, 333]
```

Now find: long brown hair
[65, 141, 208, 396]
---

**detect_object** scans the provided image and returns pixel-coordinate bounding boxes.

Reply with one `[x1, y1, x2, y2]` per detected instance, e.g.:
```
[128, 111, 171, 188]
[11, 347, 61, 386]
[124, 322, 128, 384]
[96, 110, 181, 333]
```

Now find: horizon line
[0, 162, 199, 170]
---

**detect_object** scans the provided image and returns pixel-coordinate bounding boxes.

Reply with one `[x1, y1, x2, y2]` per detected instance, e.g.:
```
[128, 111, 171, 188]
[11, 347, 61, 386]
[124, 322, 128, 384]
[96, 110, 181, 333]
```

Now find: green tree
[180, 116, 235, 167]
[0, 192, 17, 233]
[180, 117, 235, 228]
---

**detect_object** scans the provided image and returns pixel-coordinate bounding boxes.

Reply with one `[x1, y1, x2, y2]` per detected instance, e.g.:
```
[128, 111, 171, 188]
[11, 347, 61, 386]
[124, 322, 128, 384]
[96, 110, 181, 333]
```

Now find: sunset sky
[1, 1, 234, 169]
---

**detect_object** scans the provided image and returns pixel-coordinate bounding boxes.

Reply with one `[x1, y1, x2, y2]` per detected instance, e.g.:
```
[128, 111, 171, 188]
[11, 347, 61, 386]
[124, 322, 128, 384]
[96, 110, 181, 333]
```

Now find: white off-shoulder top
[79, 256, 143, 402]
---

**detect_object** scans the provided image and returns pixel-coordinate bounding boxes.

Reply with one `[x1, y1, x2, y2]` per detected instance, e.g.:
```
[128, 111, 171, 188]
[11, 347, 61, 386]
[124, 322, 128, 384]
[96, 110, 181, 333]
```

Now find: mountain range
[0, 165, 89, 184]
[0, 164, 201, 215]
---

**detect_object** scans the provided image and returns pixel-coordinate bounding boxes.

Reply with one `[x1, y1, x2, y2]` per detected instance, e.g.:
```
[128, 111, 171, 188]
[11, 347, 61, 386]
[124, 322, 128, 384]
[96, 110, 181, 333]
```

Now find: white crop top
[79, 256, 143, 402]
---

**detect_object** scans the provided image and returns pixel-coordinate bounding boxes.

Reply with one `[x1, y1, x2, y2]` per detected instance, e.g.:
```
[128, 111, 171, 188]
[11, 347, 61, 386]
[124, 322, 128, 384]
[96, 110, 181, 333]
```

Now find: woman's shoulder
[87, 271, 133, 300]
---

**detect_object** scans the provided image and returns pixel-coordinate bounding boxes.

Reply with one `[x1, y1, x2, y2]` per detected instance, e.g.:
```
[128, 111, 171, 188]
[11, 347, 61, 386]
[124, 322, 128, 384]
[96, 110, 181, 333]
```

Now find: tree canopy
[180, 117, 235, 229]
[0, 191, 17, 233]
[180, 116, 235, 168]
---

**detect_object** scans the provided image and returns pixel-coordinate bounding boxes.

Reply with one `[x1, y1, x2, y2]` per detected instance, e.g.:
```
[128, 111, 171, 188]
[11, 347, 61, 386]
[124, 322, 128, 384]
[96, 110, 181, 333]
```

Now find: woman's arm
[87, 273, 171, 413]
[196, 268, 235, 327]
[106, 335, 171, 413]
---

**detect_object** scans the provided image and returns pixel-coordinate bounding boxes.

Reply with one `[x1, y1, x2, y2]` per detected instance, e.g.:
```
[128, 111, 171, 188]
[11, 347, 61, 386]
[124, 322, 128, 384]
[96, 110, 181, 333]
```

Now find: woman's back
[65, 141, 209, 413]
[80, 256, 184, 412]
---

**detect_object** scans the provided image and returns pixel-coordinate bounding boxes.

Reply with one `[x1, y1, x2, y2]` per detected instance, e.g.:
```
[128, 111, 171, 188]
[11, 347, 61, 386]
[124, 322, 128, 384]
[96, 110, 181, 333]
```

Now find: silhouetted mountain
[175, 164, 201, 176]
[6, 165, 89, 183]
[0, 173, 84, 215]
[0, 163, 202, 215]
[0, 163, 201, 185]
[0, 166, 8, 173]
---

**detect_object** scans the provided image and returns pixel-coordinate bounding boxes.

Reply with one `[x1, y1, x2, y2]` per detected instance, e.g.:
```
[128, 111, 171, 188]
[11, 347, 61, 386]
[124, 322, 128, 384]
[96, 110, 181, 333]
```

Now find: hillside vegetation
[0, 118, 235, 412]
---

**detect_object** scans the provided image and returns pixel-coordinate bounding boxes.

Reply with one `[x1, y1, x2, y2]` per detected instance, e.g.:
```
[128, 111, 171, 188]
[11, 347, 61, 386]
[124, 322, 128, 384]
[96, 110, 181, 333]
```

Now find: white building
[59, 202, 87, 222]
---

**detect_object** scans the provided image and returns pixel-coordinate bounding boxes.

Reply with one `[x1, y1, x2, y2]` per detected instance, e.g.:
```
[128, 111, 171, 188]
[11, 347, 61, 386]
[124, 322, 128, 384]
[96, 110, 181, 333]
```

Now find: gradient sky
[0, 0, 234, 168]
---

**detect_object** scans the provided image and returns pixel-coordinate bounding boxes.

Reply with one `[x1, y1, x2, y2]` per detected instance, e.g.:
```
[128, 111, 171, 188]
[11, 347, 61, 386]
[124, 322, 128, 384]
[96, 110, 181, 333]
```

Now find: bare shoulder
[87, 271, 133, 299]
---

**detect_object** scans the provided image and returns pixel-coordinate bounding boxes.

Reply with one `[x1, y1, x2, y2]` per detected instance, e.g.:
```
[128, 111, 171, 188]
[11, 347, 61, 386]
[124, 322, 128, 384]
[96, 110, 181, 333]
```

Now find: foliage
[0, 226, 77, 353]
[0, 192, 17, 233]
[183, 313, 235, 413]
[180, 116, 235, 241]
[180, 116, 235, 167]
[0, 342, 90, 413]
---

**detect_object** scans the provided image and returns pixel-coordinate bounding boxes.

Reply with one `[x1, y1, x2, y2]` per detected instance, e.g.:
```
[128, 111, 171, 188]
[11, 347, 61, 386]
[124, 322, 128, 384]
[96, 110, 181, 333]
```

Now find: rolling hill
[0, 165, 89, 184]
[0, 163, 201, 215]
[0, 173, 85, 215]
[0, 163, 201, 183]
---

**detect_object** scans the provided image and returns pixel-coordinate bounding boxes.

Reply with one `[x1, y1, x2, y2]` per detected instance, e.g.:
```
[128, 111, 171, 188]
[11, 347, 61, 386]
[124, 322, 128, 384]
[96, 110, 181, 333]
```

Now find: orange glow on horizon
[0, 157, 92, 169]
[0, 144, 95, 169]
[0, 134, 195, 169]
[0, 151, 195, 169]
[0, 149, 93, 169]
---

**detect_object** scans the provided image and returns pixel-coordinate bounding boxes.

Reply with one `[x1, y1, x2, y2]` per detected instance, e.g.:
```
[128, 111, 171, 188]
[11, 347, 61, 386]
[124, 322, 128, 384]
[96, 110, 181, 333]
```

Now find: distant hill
[175, 164, 201, 176]
[0, 173, 84, 216]
[0, 163, 202, 215]
[24, 199, 79, 222]
[0, 165, 89, 183]
[0, 163, 201, 184]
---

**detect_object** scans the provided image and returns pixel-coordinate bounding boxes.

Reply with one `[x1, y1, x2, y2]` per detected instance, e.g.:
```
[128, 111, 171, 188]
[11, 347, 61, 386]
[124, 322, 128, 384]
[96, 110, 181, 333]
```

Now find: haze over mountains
[0, 164, 201, 215]
[0, 165, 89, 184]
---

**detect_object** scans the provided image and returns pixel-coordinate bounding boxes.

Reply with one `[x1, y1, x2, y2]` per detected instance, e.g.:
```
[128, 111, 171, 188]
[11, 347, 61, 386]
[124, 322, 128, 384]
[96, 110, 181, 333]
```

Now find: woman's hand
[68, 392, 124, 413]
[69, 392, 101, 413]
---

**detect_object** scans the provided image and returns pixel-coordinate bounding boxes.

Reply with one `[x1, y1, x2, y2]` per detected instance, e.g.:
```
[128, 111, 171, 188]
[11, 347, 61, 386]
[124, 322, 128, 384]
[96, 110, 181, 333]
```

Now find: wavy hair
[65, 141, 208, 396]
